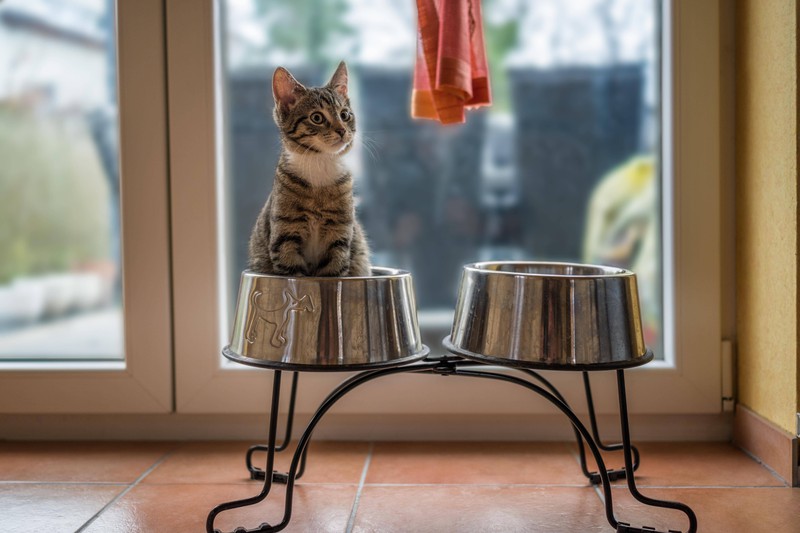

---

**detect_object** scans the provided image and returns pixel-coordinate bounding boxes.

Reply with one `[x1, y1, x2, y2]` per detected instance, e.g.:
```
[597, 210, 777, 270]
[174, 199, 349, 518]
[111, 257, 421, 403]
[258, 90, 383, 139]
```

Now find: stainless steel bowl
[225, 268, 428, 370]
[445, 261, 650, 369]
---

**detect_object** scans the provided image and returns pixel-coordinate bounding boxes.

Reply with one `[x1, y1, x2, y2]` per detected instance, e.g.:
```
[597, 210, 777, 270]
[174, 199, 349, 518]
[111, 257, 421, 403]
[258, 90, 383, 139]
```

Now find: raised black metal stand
[245, 372, 309, 484]
[207, 355, 697, 533]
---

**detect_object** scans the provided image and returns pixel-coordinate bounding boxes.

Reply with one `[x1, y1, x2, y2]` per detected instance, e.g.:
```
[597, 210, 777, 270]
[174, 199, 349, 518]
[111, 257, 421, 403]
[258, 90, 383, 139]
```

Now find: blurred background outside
[0, 0, 662, 362]
[0, 0, 122, 361]
[218, 0, 664, 357]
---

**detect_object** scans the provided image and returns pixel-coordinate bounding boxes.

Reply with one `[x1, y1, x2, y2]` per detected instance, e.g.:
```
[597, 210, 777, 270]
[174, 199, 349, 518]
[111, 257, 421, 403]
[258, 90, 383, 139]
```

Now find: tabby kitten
[248, 61, 372, 277]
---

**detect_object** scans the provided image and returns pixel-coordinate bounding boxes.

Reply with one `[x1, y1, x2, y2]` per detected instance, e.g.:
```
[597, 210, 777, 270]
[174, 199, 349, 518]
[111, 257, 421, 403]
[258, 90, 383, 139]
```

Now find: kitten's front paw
[349, 264, 372, 277]
[273, 264, 309, 277]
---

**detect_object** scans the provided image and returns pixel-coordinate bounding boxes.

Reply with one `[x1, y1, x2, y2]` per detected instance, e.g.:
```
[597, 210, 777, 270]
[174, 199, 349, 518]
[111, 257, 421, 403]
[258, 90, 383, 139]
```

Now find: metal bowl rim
[463, 260, 634, 279]
[241, 266, 411, 282]
[222, 344, 430, 371]
[442, 336, 653, 371]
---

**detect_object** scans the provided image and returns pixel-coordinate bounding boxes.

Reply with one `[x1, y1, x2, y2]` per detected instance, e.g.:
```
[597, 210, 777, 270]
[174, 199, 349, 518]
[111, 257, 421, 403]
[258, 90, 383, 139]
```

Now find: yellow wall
[735, 0, 798, 434]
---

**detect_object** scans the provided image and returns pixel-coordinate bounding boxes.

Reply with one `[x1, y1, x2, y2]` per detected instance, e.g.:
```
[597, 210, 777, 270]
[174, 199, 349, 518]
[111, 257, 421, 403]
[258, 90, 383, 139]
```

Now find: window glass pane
[218, 0, 663, 358]
[0, 0, 123, 361]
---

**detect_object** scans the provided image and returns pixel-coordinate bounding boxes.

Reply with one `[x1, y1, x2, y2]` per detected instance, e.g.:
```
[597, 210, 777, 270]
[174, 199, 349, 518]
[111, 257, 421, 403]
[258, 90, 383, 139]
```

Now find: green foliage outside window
[0, 106, 111, 285]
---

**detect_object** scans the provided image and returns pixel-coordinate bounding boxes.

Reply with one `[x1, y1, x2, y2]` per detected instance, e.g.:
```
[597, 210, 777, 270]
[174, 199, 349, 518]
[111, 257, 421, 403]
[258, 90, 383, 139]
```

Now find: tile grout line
[563, 437, 624, 512]
[74, 451, 173, 533]
[565, 440, 621, 508]
[734, 444, 793, 487]
[592, 483, 606, 504]
[344, 442, 374, 533]
[359, 482, 591, 488]
[0, 481, 128, 486]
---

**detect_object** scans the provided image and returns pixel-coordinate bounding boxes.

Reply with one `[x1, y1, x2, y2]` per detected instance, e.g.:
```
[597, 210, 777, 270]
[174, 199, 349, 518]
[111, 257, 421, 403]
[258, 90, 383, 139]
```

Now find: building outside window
[218, 0, 664, 358]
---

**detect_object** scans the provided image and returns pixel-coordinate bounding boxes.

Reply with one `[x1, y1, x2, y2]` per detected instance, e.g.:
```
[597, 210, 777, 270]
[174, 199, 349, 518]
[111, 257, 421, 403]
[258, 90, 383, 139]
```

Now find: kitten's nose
[335, 127, 346, 138]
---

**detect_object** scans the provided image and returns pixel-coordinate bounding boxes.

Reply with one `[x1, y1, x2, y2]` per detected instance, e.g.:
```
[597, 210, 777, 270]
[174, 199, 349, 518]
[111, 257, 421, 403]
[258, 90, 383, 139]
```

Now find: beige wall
[735, 0, 798, 434]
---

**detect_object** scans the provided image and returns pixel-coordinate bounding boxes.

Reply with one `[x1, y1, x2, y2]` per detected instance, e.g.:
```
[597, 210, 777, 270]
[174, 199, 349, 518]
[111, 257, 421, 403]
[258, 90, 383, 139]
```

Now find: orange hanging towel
[412, 0, 492, 124]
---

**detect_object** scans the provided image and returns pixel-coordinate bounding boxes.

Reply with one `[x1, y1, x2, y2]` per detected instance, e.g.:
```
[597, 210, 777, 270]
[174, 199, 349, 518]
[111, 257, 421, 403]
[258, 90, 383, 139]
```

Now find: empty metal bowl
[224, 268, 428, 370]
[444, 261, 651, 369]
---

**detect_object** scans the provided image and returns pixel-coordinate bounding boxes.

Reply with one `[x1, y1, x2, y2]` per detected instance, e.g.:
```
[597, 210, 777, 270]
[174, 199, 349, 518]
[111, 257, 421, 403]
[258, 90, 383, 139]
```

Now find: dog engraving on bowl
[245, 289, 315, 347]
[225, 268, 428, 369]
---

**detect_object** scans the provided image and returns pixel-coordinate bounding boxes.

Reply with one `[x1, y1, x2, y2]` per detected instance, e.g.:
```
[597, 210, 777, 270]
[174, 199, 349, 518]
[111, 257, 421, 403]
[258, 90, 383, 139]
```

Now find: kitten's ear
[272, 67, 306, 114]
[327, 61, 348, 97]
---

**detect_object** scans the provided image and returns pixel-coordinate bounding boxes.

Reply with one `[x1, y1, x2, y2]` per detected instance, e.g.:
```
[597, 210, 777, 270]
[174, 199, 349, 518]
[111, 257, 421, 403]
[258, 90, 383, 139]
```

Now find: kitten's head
[272, 61, 355, 156]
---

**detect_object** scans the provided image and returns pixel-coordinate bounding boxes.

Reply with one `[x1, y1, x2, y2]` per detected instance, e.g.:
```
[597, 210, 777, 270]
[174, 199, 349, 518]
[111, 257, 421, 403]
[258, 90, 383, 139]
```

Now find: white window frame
[0, 0, 173, 414]
[0, 0, 724, 424]
[167, 0, 723, 418]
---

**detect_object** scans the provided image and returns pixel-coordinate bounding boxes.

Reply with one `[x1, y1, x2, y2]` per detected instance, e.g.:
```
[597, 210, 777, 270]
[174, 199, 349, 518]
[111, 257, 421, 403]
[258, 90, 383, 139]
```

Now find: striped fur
[248, 62, 371, 277]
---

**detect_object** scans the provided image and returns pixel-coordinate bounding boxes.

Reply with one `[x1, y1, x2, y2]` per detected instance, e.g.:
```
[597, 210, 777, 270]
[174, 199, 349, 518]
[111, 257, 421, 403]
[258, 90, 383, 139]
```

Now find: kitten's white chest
[286, 152, 345, 187]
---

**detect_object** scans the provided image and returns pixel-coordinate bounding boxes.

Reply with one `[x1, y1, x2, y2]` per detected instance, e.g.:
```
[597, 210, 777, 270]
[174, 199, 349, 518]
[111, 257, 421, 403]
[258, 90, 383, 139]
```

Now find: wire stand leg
[579, 371, 641, 484]
[207, 370, 283, 533]
[246, 372, 308, 483]
[614, 370, 697, 533]
[210, 362, 445, 533]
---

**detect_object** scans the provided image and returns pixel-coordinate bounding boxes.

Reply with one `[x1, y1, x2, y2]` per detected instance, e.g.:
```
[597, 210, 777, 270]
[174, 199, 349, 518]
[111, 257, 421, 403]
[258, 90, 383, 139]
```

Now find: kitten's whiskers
[358, 133, 380, 163]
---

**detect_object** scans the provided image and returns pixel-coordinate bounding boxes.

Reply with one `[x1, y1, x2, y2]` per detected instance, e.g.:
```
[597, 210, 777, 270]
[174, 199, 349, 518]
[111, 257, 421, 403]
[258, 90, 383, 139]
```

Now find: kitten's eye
[340, 110, 351, 121]
[309, 112, 324, 125]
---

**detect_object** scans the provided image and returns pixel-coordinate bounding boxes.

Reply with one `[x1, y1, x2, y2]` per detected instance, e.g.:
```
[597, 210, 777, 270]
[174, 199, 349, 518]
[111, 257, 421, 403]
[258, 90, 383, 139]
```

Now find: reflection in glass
[218, 0, 663, 357]
[0, 0, 123, 360]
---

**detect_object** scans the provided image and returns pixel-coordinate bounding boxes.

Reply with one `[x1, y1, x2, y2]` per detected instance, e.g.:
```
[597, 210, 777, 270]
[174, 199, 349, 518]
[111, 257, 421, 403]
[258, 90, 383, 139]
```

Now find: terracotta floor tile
[572, 441, 786, 487]
[1, 441, 795, 533]
[0, 442, 175, 483]
[365, 442, 586, 485]
[82, 483, 357, 533]
[599, 486, 800, 533]
[144, 440, 370, 485]
[0, 483, 123, 533]
[352, 485, 608, 533]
